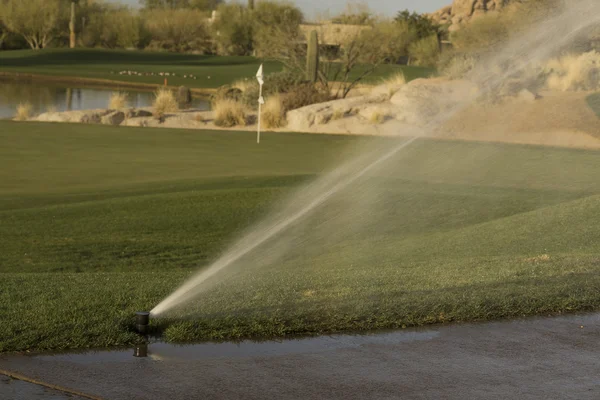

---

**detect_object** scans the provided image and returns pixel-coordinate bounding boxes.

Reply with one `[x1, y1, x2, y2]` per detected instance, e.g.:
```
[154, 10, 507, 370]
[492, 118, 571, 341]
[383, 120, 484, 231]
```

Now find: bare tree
[2, 0, 64, 49]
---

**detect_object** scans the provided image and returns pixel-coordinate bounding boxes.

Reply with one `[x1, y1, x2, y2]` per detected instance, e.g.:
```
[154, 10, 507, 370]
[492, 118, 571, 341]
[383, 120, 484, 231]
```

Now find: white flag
[256, 64, 264, 86]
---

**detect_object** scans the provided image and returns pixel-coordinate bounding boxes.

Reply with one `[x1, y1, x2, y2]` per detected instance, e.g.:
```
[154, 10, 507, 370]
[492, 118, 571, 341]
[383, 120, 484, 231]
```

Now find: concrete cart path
[1, 374, 87, 400]
[1, 313, 599, 400]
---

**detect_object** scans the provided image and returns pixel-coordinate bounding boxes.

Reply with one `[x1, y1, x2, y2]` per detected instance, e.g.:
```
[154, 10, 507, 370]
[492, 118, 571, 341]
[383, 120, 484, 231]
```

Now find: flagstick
[257, 83, 263, 144]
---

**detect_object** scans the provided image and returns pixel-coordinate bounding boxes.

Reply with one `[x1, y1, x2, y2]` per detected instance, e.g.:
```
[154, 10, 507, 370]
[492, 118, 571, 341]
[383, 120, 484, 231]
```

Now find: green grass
[0, 48, 433, 90]
[1, 120, 600, 352]
[586, 93, 600, 118]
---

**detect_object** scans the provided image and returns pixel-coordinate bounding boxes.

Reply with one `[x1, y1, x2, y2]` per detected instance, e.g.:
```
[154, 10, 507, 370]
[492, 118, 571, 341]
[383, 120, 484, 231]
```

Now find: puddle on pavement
[31, 329, 439, 364]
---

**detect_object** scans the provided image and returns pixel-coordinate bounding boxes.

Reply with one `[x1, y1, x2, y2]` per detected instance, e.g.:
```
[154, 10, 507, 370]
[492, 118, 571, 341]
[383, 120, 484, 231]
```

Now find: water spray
[151, 0, 600, 317]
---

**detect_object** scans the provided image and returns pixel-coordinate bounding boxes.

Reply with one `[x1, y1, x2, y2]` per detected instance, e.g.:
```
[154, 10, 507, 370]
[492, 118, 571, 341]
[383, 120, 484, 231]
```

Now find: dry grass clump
[153, 88, 179, 116]
[282, 83, 330, 112]
[261, 95, 286, 129]
[370, 112, 386, 124]
[14, 102, 33, 121]
[231, 78, 254, 93]
[331, 109, 345, 121]
[194, 113, 206, 123]
[109, 92, 129, 109]
[213, 99, 247, 127]
[543, 51, 600, 91]
[382, 73, 407, 86]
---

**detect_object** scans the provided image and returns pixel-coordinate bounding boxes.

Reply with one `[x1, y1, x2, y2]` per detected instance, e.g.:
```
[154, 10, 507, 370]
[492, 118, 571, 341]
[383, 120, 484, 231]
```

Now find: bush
[252, 1, 304, 59]
[261, 95, 286, 128]
[281, 83, 330, 111]
[153, 88, 179, 116]
[82, 6, 142, 49]
[109, 92, 129, 109]
[143, 9, 211, 53]
[211, 3, 254, 56]
[14, 102, 33, 120]
[213, 99, 247, 127]
[544, 51, 600, 91]
[439, 52, 477, 80]
[450, 13, 511, 54]
[408, 34, 440, 67]
[240, 70, 304, 109]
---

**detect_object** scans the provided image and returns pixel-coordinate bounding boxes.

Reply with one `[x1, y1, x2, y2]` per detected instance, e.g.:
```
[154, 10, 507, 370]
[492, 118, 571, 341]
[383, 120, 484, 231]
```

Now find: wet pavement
[1, 313, 599, 399]
[0, 374, 85, 399]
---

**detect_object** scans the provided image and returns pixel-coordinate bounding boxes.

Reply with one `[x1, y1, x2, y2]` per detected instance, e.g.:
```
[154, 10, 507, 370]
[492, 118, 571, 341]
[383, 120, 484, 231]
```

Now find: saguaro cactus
[248, 0, 255, 10]
[69, 1, 76, 49]
[306, 30, 319, 83]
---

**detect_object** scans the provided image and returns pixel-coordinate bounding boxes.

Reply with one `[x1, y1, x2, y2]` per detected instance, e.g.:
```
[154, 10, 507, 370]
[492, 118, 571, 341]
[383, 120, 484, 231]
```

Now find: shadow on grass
[0, 49, 263, 68]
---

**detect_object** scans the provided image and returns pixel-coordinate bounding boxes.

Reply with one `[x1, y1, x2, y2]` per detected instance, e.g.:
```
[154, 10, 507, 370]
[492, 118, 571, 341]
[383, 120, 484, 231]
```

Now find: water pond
[0, 80, 210, 119]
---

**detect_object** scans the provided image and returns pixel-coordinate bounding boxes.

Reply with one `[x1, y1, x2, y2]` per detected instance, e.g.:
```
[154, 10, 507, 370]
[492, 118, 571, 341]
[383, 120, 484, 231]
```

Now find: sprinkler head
[136, 311, 150, 334]
[133, 343, 148, 358]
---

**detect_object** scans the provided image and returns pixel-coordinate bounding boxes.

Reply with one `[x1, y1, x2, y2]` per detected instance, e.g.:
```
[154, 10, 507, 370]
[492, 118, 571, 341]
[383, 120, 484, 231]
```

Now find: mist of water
[151, 0, 600, 317]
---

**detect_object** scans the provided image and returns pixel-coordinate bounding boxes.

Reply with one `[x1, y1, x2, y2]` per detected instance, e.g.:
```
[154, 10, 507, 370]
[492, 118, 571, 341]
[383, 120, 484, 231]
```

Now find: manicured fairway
[1, 120, 599, 352]
[0, 49, 434, 90]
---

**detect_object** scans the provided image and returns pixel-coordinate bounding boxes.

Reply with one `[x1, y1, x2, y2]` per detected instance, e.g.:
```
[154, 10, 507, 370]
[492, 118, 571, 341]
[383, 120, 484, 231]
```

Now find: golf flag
[256, 64, 264, 144]
[256, 64, 264, 86]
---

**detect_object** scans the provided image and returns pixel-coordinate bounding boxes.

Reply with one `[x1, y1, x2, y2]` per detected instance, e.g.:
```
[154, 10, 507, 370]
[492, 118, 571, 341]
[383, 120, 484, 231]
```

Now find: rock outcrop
[429, 0, 512, 32]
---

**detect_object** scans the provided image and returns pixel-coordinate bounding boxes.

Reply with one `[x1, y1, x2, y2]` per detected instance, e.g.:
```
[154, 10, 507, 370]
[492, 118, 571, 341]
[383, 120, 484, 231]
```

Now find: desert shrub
[239, 70, 305, 108]
[439, 52, 477, 79]
[331, 4, 374, 26]
[355, 20, 417, 65]
[261, 95, 286, 128]
[2, 0, 65, 49]
[143, 9, 211, 53]
[211, 3, 254, 56]
[543, 51, 600, 91]
[331, 109, 345, 120]
[213, 99, 247, 127]
[450, 13, 511, 54]
[140, 0, 223, 10]
[14, 102, 33, 120]
[82, 7, 142, 48]
[109, 92, 129, 109]
[382, 73, 407, 86]
[153, 88, 179, 116]
[408, 34, 440, 67]
[212, 86, 244, 104]
[281, 83, 330, 111]
[370, 112, 386, 124]
[252, 1, 304, 59]
[396, 9, 440, 40]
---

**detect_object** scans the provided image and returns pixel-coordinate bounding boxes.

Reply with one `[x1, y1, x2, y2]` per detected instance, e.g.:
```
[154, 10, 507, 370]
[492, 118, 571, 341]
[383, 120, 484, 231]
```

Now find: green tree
[331, 3, 373, 25]
[143, 8, 210, 52]
[140, 0, 222, 10]
[1, 0, 66, 49]
[82, 4, 142, 49]
[395, 10, 439, 40]
[211, 3, 254, 56]
[252, 1, 304, 66]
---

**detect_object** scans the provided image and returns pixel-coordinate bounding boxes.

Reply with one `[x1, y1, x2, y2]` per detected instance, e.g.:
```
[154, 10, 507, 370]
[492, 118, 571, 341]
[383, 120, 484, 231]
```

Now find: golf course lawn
[0, 49, 435, 90]
[1, 120, 600, 353]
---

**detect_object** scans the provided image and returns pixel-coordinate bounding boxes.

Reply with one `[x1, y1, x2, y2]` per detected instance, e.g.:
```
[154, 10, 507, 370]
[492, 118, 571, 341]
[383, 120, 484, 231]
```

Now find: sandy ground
[1, 313, 600, 400]
[438, 91, 600, 148]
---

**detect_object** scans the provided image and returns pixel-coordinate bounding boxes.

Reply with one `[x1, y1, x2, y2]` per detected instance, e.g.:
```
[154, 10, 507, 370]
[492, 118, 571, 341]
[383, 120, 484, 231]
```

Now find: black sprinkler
[136, 311, 150, 334]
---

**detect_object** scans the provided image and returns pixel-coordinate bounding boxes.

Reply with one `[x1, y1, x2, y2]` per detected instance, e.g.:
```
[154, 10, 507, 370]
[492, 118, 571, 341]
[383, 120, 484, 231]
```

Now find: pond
[0, 80, 210, 119]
